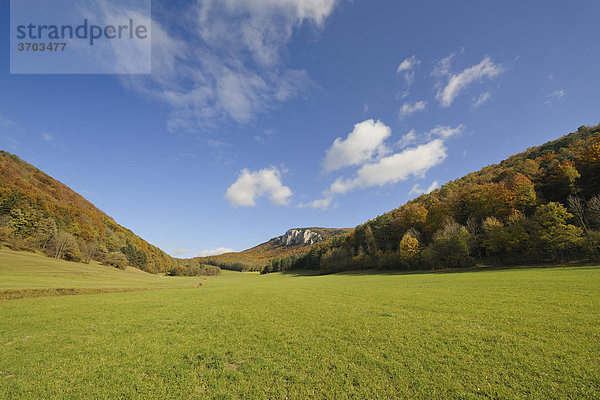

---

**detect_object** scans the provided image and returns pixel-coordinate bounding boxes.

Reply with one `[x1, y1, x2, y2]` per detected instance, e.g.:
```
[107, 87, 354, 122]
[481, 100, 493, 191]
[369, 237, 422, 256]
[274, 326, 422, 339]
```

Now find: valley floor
[0, 249, 599, 398]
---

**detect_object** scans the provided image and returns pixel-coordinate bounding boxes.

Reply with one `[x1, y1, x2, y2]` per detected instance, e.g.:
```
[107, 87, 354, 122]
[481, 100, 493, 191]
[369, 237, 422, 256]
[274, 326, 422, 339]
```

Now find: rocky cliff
[272, 228, 324, 246]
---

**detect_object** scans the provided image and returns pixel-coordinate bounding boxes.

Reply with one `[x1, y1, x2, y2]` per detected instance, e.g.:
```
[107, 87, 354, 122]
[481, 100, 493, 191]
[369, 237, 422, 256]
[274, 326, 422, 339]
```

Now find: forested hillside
[0, 151, 178, 273]
[263, 124, 600, 274]
[197, 228, 352, 271]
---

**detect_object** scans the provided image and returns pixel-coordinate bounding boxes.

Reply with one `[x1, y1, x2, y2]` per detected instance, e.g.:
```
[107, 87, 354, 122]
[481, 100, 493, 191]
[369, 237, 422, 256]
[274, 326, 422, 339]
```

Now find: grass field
[1, 249, 599, 398]
[0, 249, 202, 296]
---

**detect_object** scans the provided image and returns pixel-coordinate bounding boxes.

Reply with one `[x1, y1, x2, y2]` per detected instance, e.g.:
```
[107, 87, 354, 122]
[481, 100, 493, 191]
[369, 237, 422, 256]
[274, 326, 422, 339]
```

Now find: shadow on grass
[280, 260, 599, 278]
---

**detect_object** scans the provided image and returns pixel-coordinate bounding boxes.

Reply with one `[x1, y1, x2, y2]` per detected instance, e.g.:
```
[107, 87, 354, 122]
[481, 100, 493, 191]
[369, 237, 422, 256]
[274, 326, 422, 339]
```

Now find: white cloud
[327, 139, 448, 194]
[396, 91, 410, 100]
[399, 100, 427, 117]
[362, 104, 369, 114]
[171, 248, 190, 256]
[427, 124, 464, 139]
[195, 247, 236, 257]
[323, 119, 391, 172]
[404, 71, 415, 87]
[225, 167, 292, 207]
[398, 129, 418, 149]
[120, 0, 338, 131]
[306, 123, 463, 208]
[409, 180, 439, 196]
[436, 56, 504, 107]
[432, 53, 456, 78]
[472, 92, 491, 108]
[75, 2, 152, 74]
[397, 55, 421, 74]
[544, 90, 565, 105]
[397, 56, 420, 88]
[298, 196, 333, 210]
[42, 133, 53, 142]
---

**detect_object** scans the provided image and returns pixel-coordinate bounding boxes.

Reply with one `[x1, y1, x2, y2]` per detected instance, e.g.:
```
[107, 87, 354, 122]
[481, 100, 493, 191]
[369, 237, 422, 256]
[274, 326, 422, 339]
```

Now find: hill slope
[0, 151, 177, 273]
[196, 227, 352, 271]
[263, 124, 600, 274]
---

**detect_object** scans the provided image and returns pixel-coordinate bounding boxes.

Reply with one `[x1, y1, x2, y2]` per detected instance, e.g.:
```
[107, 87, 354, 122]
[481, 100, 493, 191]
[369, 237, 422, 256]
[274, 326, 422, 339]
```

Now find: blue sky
[1, 0, 600, 258]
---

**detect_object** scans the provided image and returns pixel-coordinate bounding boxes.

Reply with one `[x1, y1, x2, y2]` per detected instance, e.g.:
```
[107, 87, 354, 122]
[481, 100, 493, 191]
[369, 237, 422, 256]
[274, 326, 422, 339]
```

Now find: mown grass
[0, 250, 598, 398]
[0, 248, 202, 292]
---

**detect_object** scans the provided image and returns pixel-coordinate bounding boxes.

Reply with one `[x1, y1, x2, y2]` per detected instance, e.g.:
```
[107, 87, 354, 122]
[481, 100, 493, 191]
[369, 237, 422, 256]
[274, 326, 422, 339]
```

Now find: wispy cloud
[435, 56, 503, 107]
[397, 129, 418, 149]
[225, 167, 292, 207]
[397, 55, 421, 89]
[544, 89, 565, 105]
[399, 100, 427, 117]
[2, 136, 20, 150]
[195, 247, 236, 257]
[171, 248, 190, 257]
[409, 180, 439, 196]
[298, 196, 334, 210]
[427, 124, 464, 139]
[0, 114, 16, 128]
[472, 92, 491, 109]
[121, 0, 339, 132]
[42, 133, 53, 142]
[397, 55, 421, 74]
[254, 128, 276, 145]
[432, 54, 453, 78]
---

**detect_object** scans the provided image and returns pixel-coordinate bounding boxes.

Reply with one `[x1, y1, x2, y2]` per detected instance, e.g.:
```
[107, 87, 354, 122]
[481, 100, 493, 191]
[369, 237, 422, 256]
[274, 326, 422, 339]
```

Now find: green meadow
[1, 249, 599, 399]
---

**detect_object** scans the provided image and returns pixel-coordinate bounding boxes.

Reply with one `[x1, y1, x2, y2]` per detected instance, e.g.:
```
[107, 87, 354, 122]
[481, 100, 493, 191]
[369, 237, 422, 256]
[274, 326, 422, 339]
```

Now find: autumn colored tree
[534, 202, 583, 261]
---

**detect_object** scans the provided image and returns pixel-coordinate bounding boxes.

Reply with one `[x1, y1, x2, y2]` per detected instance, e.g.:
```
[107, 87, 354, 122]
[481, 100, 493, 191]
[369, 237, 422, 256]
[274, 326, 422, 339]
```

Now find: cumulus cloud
[304, 123, 463, 209]
[121, 0, 338, 131]
[436, 56, 503, 107]
[195, 247, 236, 257]
[225, 167, 292, 207]
[327, 139, 448, 194]
[399, 100, 427, 117]
[323, 119, 391, 172]
[472, 92, 491, 108]
[409, 180, 439, 196]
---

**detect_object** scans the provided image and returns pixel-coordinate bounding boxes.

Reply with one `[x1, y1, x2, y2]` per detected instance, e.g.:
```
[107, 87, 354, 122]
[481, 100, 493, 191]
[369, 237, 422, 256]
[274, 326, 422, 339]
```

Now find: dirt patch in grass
[0, 287, 155, 301]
